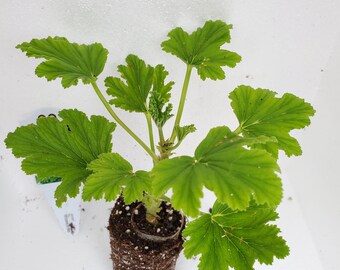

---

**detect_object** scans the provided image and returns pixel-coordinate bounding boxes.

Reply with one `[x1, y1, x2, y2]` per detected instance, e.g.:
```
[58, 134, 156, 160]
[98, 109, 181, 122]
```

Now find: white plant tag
[38, 181, 81, 236]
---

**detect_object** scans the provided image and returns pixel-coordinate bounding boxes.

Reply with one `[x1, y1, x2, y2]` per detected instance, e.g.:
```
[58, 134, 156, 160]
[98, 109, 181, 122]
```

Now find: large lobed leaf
[5, 109, 116, 206]
[83, 153, 151, 204]
[161, 20, 241, 80]
[17, 37, 108, 88]
[183, 200, 289, 270]
[105, 54, 154, 113]
[152, 126, 281, 217]
[229, 85, 316, 157]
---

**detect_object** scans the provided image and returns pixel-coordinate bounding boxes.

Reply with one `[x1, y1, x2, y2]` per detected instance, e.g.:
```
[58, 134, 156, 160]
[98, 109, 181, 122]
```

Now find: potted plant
[5, 20, 315, 270]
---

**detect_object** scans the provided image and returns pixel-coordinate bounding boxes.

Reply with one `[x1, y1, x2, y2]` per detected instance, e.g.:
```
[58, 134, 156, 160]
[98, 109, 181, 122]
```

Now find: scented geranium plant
[5, 20, 315, 270]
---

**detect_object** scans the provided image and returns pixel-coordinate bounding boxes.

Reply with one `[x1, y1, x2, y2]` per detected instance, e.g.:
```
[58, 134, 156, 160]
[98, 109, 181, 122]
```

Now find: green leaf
[161, 20, 241, 80]
[105, 54, 154, 112]
[153, 155, 204, 217]
[152, 126, 281, 217]
[230, 85, 316, 157]
[183, 200, 289, 270]
[83, 153, 151, 204]
[16, 37, 108, 88]
[174, 124, 196, 143]
[5, 109, 116, 206]
[152, 64, 173, 103]
[149, 64, 174, 127]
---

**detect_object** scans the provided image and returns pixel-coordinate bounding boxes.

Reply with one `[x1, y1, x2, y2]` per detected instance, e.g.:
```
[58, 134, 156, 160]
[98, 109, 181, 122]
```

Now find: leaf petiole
[145, 111, 156, 154]
[170, 64, 193, 143]
[234, 125, 243, 135]
[91, 82, 158, 162]
[158, 126, 165, 145]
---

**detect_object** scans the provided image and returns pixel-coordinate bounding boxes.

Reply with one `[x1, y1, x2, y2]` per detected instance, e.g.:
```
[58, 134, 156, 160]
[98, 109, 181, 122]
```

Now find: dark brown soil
[108, 196, 186, 270]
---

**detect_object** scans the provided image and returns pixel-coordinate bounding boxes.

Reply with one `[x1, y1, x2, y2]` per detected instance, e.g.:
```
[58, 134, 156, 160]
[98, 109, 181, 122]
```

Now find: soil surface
[108, 196, 186, 270]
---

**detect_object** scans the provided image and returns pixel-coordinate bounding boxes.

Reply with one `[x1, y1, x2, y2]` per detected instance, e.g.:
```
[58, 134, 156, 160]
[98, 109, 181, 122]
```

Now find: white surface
[0, 1, 339, 269]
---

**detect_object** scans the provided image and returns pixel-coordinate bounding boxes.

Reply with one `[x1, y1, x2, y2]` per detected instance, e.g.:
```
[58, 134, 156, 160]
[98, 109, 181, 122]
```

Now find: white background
[1, 1, 339, 269]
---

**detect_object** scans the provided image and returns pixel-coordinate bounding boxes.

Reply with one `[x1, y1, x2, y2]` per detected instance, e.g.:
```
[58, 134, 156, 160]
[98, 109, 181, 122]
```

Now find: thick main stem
[91, 82, 158, 162]
[170, 65, 193, 142]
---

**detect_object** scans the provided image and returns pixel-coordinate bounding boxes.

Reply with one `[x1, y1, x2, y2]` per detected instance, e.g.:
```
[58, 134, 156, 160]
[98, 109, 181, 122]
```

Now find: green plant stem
[91, 82, 158, 162]
[234, 125, 243, 135]
[145, 112, 156, 154]
[170, 141, 181, 151]
[170, 64, 193, 142]
[142, 193, 162, 223]
[158, 126, 165, 145]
